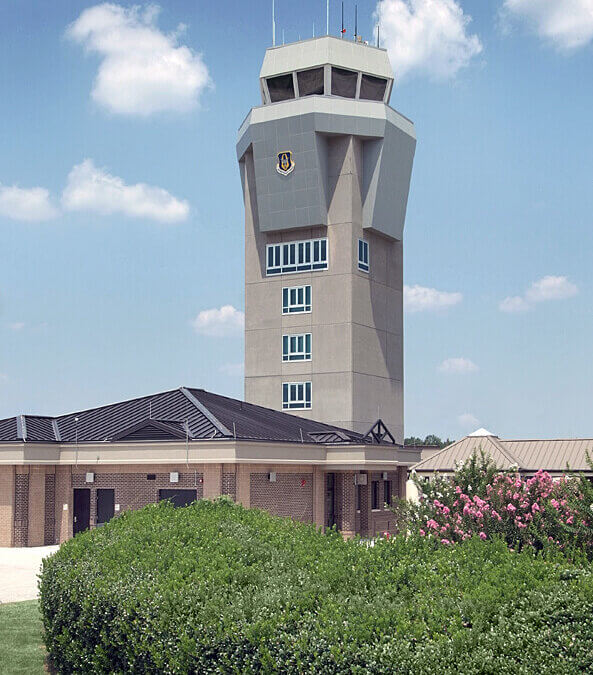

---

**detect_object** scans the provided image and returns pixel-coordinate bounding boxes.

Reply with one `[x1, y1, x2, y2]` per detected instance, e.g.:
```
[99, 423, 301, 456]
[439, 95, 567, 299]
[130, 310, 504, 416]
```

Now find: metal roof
[413, 433, 593, 474]
[0, 387, 393, 447]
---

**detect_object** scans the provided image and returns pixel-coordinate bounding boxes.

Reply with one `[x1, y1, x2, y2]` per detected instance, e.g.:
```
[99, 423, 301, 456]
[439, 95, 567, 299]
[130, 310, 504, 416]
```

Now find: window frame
[267, 238, 328, 276]
[282, 333, 312, 362]
[282, 381, 312, 410]
[371, 480, 380, 510]
[282, 285, 312, 314]
[358, 239, 369, 273]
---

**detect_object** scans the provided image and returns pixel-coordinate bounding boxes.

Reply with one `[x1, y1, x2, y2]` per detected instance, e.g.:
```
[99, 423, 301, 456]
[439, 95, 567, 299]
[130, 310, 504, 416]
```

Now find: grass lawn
[0, 600, 45, 674]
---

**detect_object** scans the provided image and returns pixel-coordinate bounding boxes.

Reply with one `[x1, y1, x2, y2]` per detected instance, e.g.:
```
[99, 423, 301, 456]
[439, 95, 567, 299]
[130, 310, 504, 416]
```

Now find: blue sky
[0, 0, 592, 440]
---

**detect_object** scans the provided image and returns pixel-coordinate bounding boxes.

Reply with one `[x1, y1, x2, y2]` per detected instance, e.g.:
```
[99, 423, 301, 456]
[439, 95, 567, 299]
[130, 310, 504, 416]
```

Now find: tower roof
[260, 36, 393, 81]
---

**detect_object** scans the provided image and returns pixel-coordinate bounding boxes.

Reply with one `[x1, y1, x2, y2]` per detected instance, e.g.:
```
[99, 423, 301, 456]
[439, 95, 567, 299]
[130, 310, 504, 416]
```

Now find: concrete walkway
[0, 546, 59, 603]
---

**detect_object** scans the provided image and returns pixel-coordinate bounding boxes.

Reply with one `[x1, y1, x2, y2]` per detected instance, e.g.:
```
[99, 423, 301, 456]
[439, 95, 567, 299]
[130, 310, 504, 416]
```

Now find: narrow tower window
[331, 67, 358, 98]
[297, 68, 324, 97]
[282, 333, 312, 361]
[360, 74, 387, 101]
[358, 239, 369, 272]
[267, 74, 295, 102]
[282, 286, 312, 314]
[282, 382, 312, 410]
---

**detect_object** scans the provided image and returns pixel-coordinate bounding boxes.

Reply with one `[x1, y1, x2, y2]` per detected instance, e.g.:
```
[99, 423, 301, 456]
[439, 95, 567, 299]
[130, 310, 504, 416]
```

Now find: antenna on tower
[272, 0, 276, 46]
[326, 0, 329, 35]
[341, 2, 344, 38]
[354, 4, 358, 40]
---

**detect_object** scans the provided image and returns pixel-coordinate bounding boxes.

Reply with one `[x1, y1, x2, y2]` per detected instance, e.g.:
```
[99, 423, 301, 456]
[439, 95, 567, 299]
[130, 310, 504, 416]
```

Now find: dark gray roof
[0, 387, 397, 447]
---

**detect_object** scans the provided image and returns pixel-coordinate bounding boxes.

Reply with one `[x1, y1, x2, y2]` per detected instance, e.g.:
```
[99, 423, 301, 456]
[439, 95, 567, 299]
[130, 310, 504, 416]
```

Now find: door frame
[73, 488, 90, 535]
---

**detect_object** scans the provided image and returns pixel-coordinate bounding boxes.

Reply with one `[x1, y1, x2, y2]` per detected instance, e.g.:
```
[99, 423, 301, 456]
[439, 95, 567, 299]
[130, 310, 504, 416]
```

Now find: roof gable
[110, 419, 190, 442]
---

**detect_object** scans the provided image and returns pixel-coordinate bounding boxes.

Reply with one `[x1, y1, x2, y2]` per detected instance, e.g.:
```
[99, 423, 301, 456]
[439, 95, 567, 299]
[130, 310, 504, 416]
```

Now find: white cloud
[404, 284, 462, 312]
[375, 0, 483, 80]
[502, 0, 593, 50]
[62, 159, 189, 223]
[191, 305, 244, 337]
[9, 322, 25, 331]
[500, 275, 578, 312]
[0, 184, 58, 221]
[458, 412, 479, 428]
[438, 357, 478, 374]
[499, 295, 530, 313]
[66, 3, 212, 116]
[219, 362, 244, 377]
[525, 275, 578, 302]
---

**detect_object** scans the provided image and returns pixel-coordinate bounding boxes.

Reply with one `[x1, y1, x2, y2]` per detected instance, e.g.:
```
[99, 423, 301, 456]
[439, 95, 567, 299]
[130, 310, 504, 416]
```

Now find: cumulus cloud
[9, 322, 25, 331]
[219, 362, 244, 377]
[62, 159, 189, 223]
[438, 357, 478, 374]
[525, 275, 578, 302]
[499, 295, 530, 313]
[500, 275, 578, 312]
[404, 284, 462, 312]
[375, 0, 483, 80]
[0, 184, 58, 221]
[66, 3, 212, 115]
[502, 0, 593, 50]
[458, 412, 479, 428]
[192, 305, 244, 337]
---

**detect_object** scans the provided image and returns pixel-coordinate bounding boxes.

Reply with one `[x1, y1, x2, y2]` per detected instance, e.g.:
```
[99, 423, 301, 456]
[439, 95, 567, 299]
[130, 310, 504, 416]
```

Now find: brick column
[0, 466, 15, 546]
[14, 469, 29, 546]
[398, 467, 407, 500]
[312, 466, 325, 530]
[203, 464, 223, 500]
[55, 466, 72, 543]
[27, 465, 46, 546]
[359, 472, 371, 537]
[338, 472, 356, 538]
[235, 464, 251, 508]
[44, 472, 56, 545]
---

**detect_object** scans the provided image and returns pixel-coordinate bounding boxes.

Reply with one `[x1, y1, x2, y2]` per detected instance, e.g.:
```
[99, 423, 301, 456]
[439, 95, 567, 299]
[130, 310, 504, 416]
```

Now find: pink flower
[442, 506, 450, 515]
[531, 503, 540, 512]
[441, 538, 451, 545]
[479, 532, 487, 540]
[507, 504, 516, 513]
[427, 519, 439, 530]
[566, 516, 574, 525]
[550, 499, 559, 509]
[419, 529, 426, 536]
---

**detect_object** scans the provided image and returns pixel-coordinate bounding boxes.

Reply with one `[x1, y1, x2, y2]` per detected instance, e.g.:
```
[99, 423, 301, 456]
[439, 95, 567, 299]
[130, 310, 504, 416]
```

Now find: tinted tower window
[267, 74, 295, 102]
[297, 68, 324, 96]
[331, 67, 358, 98]
[360, 74, 387, 101]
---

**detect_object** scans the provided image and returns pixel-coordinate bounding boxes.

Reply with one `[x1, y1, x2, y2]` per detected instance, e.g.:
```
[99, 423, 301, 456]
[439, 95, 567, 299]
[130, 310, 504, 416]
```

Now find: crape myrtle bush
[40, 498, 593, 674]
[399, 452, 593, 557]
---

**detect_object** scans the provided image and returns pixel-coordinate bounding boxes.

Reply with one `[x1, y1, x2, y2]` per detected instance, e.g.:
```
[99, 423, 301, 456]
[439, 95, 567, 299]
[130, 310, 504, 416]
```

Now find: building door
[325, 473, 336, 528]
[73, 488, 90, 535]
[158, 489, 197, 508]
[96, 489, 115, 527]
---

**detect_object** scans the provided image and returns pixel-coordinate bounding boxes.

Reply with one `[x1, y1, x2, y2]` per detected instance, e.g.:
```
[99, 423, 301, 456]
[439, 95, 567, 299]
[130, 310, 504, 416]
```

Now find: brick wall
[250, 472, 313, 522]
[71, 469, 204, 526]
[222, 472, 236, 500]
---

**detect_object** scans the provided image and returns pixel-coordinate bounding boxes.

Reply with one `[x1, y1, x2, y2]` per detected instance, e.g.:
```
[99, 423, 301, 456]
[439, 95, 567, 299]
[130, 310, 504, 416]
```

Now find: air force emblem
[276, 151, 295, 176]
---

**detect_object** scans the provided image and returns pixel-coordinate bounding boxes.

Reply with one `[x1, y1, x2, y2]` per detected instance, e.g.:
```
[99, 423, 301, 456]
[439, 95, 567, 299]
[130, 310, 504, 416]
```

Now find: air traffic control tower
[237, 36, 416, 440]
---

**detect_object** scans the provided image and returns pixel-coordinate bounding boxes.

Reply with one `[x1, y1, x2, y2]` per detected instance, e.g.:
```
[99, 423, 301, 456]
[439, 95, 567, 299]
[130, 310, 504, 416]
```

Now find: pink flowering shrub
[400, 451, 593, 556]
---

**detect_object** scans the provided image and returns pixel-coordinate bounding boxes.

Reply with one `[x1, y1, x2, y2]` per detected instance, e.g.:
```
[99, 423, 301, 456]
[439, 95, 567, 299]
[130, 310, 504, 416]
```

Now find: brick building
[0, 387, 419, 546]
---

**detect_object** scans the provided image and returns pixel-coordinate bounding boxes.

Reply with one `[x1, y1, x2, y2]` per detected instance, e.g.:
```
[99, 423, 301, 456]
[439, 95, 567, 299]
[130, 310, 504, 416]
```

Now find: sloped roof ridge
[179, 387, 232, 437]
[487, 435, 522, 468]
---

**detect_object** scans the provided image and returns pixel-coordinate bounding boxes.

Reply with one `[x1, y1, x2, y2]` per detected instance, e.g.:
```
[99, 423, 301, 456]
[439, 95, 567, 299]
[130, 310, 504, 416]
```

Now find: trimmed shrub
[40, 498, 593, 673]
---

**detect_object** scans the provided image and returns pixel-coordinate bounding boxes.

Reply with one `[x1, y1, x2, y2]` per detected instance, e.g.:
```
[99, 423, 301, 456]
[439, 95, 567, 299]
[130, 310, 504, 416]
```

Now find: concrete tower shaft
[237, 36, 416, 440]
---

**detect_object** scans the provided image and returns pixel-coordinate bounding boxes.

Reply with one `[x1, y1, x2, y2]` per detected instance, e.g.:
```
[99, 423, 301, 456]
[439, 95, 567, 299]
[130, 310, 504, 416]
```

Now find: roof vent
[468, 428, 497, 437]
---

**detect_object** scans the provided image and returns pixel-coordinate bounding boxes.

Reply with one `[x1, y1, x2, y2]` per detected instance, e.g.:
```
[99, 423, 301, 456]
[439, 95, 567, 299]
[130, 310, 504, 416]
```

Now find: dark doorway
[325, 473, 336, 528]
[158, 489, 197, 508]
[96, 489, 115, 526]
[73, 488, 90, 535]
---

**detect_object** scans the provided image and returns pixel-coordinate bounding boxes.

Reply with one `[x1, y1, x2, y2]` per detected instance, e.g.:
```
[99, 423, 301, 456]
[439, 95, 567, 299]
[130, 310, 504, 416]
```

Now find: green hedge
[40, 499, 593, 673]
